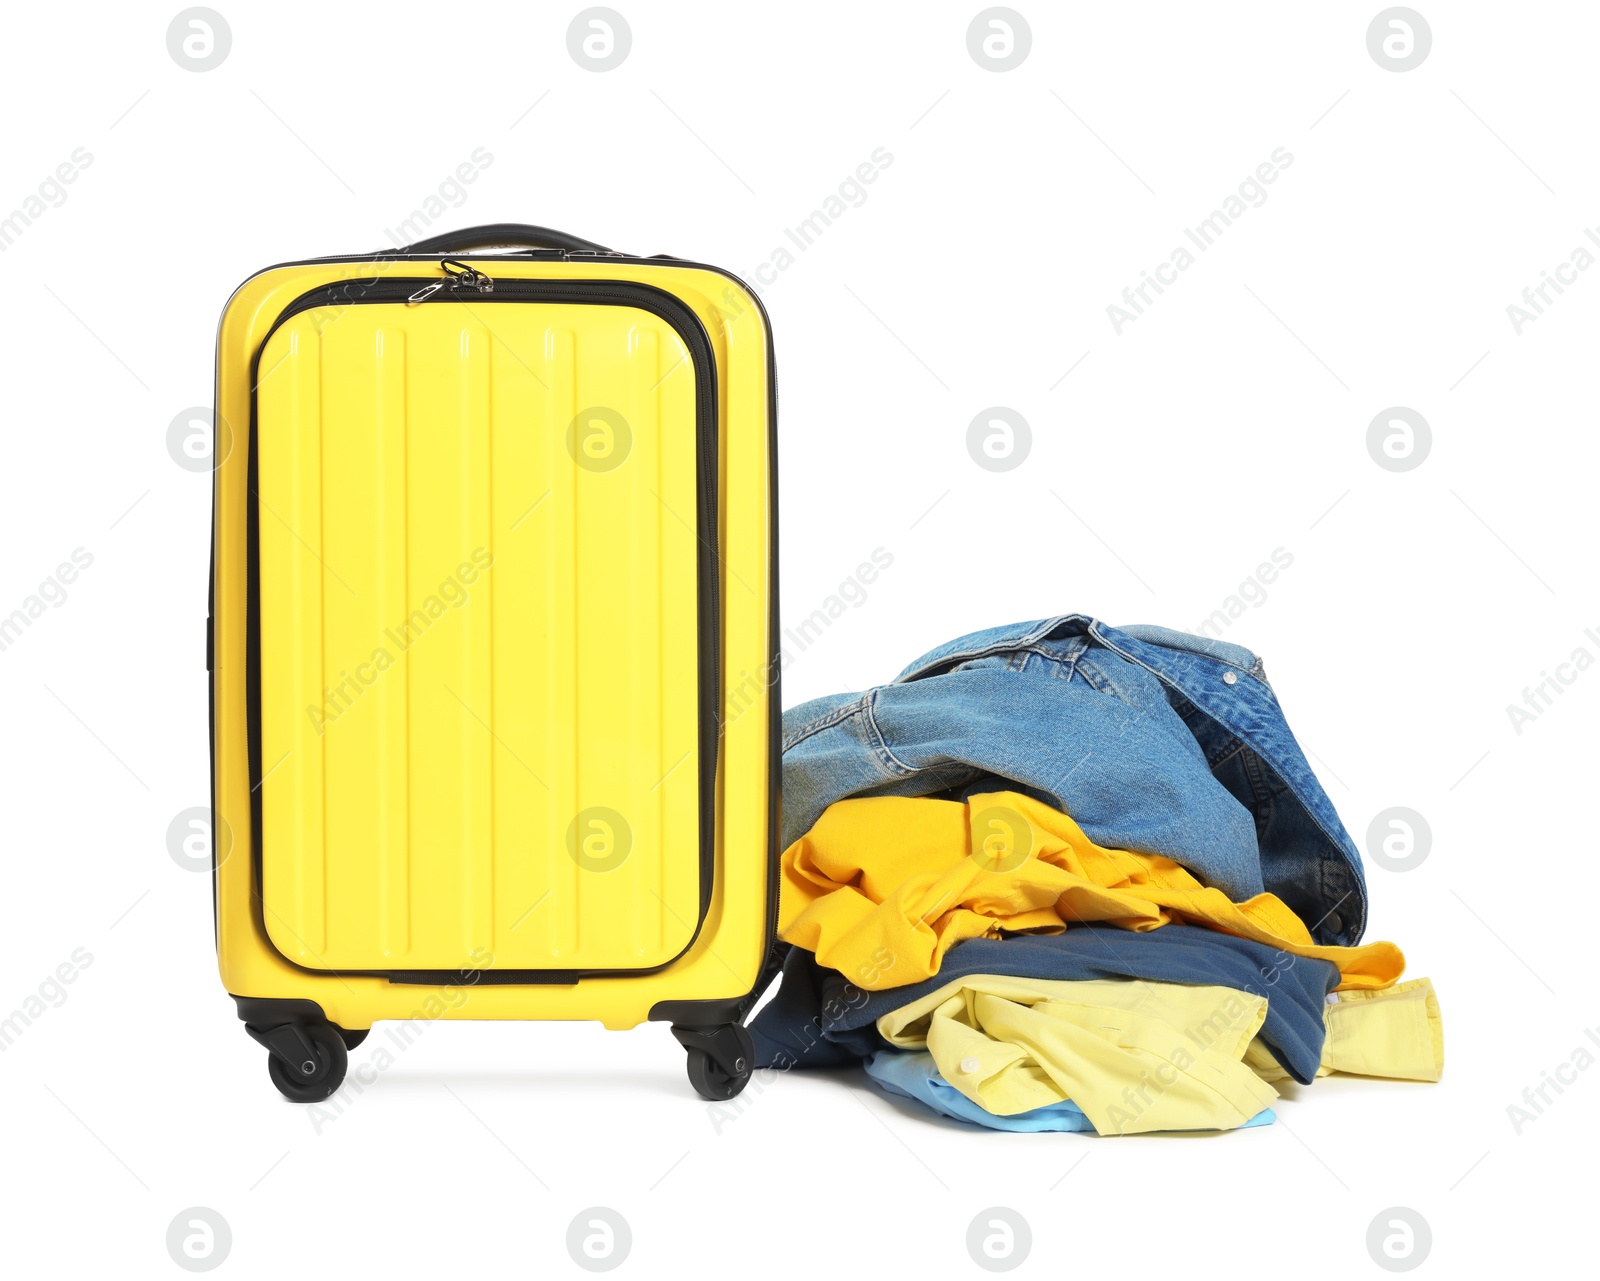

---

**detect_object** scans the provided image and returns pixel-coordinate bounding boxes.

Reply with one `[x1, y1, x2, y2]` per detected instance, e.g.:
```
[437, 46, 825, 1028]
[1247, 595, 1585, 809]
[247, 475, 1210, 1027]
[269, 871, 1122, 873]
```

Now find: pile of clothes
[749, 615, 1442, 1135]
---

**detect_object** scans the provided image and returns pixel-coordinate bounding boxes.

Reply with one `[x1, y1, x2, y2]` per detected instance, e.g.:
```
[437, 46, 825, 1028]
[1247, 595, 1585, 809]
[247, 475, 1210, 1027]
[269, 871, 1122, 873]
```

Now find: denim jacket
[781, 616, 1368, 946]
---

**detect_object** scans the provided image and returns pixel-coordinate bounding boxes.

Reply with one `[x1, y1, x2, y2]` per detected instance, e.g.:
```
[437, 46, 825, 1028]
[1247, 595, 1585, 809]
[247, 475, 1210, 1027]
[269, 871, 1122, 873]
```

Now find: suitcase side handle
[400, 223, 617, 256]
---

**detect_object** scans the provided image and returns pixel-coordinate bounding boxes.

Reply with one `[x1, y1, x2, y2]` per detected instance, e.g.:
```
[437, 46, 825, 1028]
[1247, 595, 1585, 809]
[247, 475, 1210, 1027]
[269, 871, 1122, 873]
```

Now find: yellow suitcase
[209, 224, 779, 1101]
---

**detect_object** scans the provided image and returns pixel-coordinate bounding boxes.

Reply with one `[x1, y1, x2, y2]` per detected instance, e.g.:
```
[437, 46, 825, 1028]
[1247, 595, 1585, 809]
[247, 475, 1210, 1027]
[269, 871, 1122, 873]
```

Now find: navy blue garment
[749, 925, 1340, 1085]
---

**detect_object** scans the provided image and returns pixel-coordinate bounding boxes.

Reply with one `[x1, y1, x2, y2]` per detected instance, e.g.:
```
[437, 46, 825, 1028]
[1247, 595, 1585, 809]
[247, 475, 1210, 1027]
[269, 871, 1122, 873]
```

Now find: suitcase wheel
[673, 1023, 755, 1101]
[246, 1019, 349, 1104]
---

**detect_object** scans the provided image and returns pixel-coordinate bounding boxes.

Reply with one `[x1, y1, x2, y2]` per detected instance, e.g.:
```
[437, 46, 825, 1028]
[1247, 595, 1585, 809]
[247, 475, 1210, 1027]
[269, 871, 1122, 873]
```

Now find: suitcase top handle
[401, 223, 617, 256]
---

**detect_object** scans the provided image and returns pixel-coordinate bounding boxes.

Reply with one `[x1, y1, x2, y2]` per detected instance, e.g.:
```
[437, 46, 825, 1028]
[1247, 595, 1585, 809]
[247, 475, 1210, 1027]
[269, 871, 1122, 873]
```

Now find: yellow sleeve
[1244, 977, 1444, 1084]
[1321, 977, 1444, 1081]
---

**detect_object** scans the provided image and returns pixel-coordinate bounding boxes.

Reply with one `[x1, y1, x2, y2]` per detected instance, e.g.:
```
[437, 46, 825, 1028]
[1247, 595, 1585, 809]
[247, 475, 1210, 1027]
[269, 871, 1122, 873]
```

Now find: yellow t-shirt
[778, 790, 1405, 992]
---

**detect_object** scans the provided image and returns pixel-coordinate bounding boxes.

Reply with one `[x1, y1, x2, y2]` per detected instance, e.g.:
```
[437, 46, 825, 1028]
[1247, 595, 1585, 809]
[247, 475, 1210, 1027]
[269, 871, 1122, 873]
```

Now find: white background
[1, 0, 1594, 1274]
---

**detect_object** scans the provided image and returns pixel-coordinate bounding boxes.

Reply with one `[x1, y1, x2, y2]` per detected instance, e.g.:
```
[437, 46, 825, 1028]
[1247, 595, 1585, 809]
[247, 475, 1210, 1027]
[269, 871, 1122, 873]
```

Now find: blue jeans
[781, 615, 1367, 944]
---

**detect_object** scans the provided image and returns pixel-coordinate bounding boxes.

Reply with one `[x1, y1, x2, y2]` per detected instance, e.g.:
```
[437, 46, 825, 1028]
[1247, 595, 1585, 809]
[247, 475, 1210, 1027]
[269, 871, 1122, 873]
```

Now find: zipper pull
[406, 260, 496, 305]
[441, 259, 495, 294]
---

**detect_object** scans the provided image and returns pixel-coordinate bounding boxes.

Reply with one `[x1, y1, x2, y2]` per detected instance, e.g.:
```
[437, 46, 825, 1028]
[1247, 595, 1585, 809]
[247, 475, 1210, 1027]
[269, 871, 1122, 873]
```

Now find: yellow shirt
[778, 790, 1405, 992]
[877, 974, 1280, 1134]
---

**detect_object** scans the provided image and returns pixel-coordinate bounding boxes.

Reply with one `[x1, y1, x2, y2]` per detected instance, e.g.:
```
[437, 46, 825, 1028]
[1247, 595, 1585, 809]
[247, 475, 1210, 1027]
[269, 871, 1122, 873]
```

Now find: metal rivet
[1222, 671, 1238, 685]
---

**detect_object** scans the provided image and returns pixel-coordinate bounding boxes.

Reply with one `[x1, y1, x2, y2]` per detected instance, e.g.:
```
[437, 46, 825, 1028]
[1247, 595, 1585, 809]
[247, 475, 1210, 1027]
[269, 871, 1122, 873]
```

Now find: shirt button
[959, 1056, 981, 1074]
[1222, 671, 1238, 685]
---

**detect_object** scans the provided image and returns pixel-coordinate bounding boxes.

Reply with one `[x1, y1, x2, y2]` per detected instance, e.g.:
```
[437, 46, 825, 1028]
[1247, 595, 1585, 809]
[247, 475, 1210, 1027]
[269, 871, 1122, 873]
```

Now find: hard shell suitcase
[209, 224, 780, 1102]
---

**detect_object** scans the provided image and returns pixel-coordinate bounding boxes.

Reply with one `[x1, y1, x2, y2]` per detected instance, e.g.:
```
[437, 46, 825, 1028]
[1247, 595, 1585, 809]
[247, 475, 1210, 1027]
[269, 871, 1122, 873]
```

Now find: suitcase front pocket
[249, 271, 720, 978]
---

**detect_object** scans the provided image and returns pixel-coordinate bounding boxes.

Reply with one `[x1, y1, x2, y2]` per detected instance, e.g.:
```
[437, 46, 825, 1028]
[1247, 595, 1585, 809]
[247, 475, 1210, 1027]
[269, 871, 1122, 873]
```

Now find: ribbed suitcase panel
[257, 302, 703, 973]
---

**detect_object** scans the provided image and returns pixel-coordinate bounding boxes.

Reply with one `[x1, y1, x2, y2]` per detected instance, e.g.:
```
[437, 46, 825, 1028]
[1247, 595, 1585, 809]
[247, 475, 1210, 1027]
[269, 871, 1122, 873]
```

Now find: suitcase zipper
[252, 267, 726, 953]
[405, 259, 495, 303]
